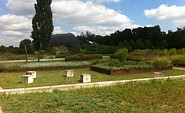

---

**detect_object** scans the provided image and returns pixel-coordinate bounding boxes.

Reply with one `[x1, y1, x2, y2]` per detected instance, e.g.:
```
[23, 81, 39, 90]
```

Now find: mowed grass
[0, 79, 185, 113]
[0, 68, 185, 89]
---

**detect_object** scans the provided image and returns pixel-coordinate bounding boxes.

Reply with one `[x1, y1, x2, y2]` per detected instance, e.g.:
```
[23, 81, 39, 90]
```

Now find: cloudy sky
[0, 0, 185, 47]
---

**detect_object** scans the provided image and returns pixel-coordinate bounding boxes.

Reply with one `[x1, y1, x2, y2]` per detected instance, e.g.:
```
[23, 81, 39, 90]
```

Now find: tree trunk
[24, 44, 28, 63]
[38, 42, 42, 62]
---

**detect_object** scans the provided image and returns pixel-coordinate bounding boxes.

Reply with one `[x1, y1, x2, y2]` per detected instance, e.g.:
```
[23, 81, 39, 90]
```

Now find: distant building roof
[49, 33, 80, 49]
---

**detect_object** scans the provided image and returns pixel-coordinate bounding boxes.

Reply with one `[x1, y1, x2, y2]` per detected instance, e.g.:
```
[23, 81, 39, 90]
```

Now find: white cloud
[0, 14, 32, 46]
[52, 1, 132, 35]
[1, 0, 134, 46]
[144, 4, 185, 27]
[90, 0, 121, 3]
[6, 0, 34, 17]
[53, 26, 66, 34]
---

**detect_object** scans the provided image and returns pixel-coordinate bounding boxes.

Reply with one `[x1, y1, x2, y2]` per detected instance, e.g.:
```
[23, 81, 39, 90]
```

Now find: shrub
[0, 63, 20, 70]
[81, 45, 118, 54]
[65, 54, 102, 61]
[127, 49, 152, 61]
[160, 49, 169, 56]
[115, 48, 128, 62]
[177, 48, 185, 55]
[171, 55, 185, 66]
[152, 57, 171, 67]
[169, 48, 176, 55]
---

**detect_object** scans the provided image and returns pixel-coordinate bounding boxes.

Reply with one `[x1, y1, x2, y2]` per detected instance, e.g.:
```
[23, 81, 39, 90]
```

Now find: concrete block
[21, 75, 33, 84]
[66, 70, 74, 77]
[153, 72, 163, 77]
[26, 71, 36, 78]
[0, 106, 4, 113]
[80, 74, 91, 83]
[102, 56, 110, 59]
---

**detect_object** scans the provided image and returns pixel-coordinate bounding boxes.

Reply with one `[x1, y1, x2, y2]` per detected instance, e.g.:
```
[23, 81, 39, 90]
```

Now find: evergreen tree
[31, 0, 53, 61]
[31, 0, 53, 51]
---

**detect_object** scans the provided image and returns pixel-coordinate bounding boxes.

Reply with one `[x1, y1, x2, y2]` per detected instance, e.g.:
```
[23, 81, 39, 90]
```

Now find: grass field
[0, 68, 185, 89]
[0, 79, 185, 113]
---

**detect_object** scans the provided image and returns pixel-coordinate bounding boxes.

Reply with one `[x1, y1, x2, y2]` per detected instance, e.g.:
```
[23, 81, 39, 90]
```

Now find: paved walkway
[173, 67, 185, 70]
[1, 75, 185, 95]
[0, 58, 65, 63]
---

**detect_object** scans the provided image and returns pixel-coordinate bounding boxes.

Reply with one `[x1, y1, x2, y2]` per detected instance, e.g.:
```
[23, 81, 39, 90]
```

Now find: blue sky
[104, 0, 185, 30]
[0, 0, 185, 46]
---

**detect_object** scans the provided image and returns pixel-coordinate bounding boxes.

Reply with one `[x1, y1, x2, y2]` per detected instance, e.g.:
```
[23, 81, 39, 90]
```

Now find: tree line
[77, 25, 185, 51]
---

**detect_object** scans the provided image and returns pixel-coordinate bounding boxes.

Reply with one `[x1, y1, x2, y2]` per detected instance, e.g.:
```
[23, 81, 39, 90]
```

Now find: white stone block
[153, 72, 163, 77]
[102, 56, 110, 59]
[0, 106, 4, 113]
[22, 75, 33, 84]
[66, 70, 74, 77]
[26, 71, 36, 78]
[80, 74, 91, 83]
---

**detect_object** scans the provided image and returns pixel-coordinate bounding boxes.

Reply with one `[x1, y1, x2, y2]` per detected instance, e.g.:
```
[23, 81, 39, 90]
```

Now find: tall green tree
[31, 0, 53, 61]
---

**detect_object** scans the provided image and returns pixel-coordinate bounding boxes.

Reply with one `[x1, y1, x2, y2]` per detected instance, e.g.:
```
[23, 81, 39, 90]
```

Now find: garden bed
[0, 66, 90, 73]
[91, 66, 173, 75]
[0, 61, 91, 73]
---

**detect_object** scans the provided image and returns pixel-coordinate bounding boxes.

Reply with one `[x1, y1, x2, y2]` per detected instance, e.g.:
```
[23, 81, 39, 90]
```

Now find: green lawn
[0, 68, 185, 89]
[0, 79, 185, 113]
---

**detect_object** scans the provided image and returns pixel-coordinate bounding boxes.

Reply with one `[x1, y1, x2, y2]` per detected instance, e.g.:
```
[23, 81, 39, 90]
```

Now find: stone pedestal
[66, 70, 74, 77]
[21, 75, 33, 84]
[80, 74, 91, 83]
[26, 71, 36, 78]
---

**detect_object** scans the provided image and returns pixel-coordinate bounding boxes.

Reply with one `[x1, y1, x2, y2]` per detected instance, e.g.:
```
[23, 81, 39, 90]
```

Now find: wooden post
[38, 42, 42, 62]
[24, 44, 28, 63]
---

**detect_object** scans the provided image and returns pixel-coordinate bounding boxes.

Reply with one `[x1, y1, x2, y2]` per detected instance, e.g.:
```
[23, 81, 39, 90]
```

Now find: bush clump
[115, 48, 128, 62]
[152, 57, 171, 67]
[171, 55, 185, 66]
[65, 54, 102, 61]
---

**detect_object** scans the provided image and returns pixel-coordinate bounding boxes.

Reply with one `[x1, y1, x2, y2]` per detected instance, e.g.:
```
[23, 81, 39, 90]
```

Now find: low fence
[0, 58, 65, 63]
[0, 75, 185, 95]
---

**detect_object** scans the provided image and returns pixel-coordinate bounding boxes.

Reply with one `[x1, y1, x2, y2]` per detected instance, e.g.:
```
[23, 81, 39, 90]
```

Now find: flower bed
[90, 65, 173, 75]
[0, 61, 91, 72]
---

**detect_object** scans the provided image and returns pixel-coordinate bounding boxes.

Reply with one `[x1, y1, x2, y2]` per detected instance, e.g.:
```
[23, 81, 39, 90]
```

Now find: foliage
[0, 45, 19, 54]
[81, 45, 118, 54]
[65, 54, 102, 61]
[20, 61, 92, 69]
[79, 48, 87, 54]
[51, 46, 69, 56]
[169, 48, 176, 55]
[92, 59, 153, 70]
[0, 61, 91, 70]
[31, 0, 54, 50]
[92, 64, 154, 71]
[152, 57, 171, 67]
[127, 49, 150, 61]
[0, 63, 20, 70]
[1, 79, 185, 112]
[171, 55, 185, 66]
[177, 48, 185, 54]
[19, 39, 32, 54]
[115, 48, 128, 62]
